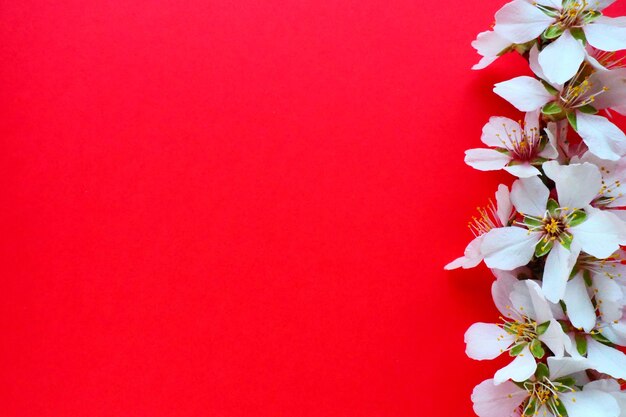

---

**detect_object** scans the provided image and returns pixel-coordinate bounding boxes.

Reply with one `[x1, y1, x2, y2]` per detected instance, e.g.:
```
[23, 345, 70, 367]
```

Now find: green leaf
[535, 238, 554, 258]
[567, 112, 578, 131]
[578, 104, 598, 114]
[530, 339, 545, 358]
[535, 362, 550, 380]
[583, 270, 592, 287]
[569, 210, 587, 227]
[575, 333, 587, 356]
[536, 321, 551, 336]
[509, 343, 527, 357]
[543, 25, 565, 40]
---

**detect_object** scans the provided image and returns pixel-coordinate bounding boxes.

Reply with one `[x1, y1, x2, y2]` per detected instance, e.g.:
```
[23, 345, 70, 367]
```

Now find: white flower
[575, 152, 626, 221]
[481, 161, 626, 302]
[494, 46, 626, 161]
[444, 185, 513, 270]
[493, 0, 626, 84]
[465, 272, 571, 384]
[472, 30, 512, 70]
[472, 362, 621, 417]
[465, 111, 558, 177]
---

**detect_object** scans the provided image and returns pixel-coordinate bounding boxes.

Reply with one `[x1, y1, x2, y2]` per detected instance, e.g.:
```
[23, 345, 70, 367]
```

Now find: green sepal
[542, 81, 560, 96]
[575, 333, 588, 356]
[578, 104, 598, 114]
[542, 102, 564, 115]
[590, 332, 613, 345]
[538, 6, 561, 18]
[567, 111, 578, 131]
[524, 216, 543, 227]
[547, 199, 559, 215]
[560, 232, 573, 250]
[530, 338, 545, 359]
[569, 210, 587, 227]
[535, 362, 550, 380]
[543, 25, 565, 40]
[536, 321, 551, 336]
[583, 10, 601, 24]
[583, 270, 592, 287]
[524, 398, 538, 417]
[554, 376, 576, 388]
[535, 238, 554, 258]
[570, 27, 587, 44]
[569, 265, 580, 279]
[509, 343, 527, 357]
[554, 399, 569, 417]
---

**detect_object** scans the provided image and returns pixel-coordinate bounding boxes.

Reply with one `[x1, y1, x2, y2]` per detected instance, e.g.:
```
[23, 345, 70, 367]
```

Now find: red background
[4, 1, 626, 416]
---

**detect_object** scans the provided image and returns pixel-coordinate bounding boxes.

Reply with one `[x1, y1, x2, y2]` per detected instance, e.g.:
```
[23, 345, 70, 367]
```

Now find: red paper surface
[4, 1, 626, 416]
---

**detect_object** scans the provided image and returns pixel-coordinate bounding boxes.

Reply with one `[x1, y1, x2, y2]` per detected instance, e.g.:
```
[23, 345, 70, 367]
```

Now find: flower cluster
[449, 1, 626, 416]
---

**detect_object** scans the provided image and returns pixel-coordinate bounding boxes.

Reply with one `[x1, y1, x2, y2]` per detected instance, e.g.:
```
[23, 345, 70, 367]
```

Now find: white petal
[543, 243, 578, 303]
[548, 356, 591, 379]
[538, 123, 559, 159]
[539, 319, 570, 358]
[563, 273, 596, 332]
[492, 270, 522, 319]
[510, 280, 536, 318]
[535, 0, 563, 8]
[594, 277, 624, 323]
[465, 148, 512, 171]
[529, 44, 548, 81]
[571, 208, 625, 259]
[494, 0, 556, 44]
[604, 320, 626, 345]
[584, 379, 621, 392]
[588, 0, 617, 11]
[471, 379, 528, 417]
[511, 176, 549, 217]
[585, 16, 626, 52]
[525, 279, 554, 323]
[444, 235, 485, 270]
[587, 337, 626, 379]
[577, 112, 626, 161]
[503, 164, 542, 178]
[542, 161, 602, 209]
[524, 109, 541, 134]
[481, 116, 522, 148]
[494, 76, 554, 112]
[494, 346, 537, 384]
[482, 227, 541, 270]
[465, 323, 515, 360]
[561, 390, 620, 417]
[496, 184, 513, 226]
[472, 30, 511, 70]
[588, 68, 626, 112]
[539, 30, 586, 85]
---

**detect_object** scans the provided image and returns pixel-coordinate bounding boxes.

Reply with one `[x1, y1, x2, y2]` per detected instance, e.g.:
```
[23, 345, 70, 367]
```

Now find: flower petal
[548, 356, 590, 379]
[444, 235, 485, 270]
[492, 269, 522, 319]
[465, 323, 515, 360]
[494, 346, 537, 384]
[593, 277, 624, 323]
[539, 30, 586, 85]
[511, 175, 549, 217]
[482, 227, 541, 270]
[563, 273, 596, 332]
[587, 337, 626, 379]
[494, 0, 556, 44]
[481, 116, 522, 148]
[503, 164, 541, 178]
[494, 76, 554, 112]
[576, 112, 626, 161]
[585, 16, 626, 52]
[542, 161, 602, 209]
[539, 318, 570, 358]
[471, 379, 528, 417]
[571, 208, 626, 259]
[465, 148, 512, 171]
[543, 243, 578, 303]
[496, 184, 513, 226]
[472, 30, 511, 70]
[560, 390, 620, 417]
